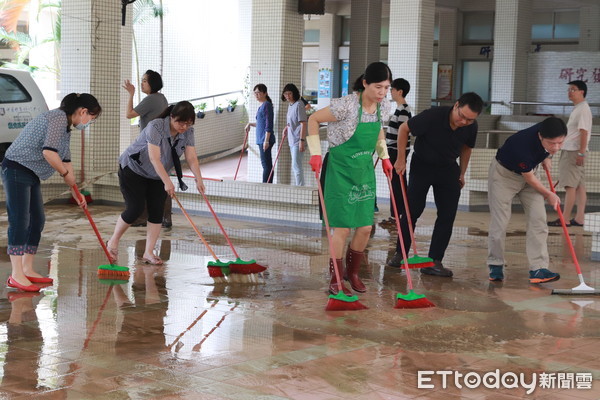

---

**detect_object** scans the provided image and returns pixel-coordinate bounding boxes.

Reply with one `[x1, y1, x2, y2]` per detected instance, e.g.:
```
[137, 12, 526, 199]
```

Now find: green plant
[227, 99, 238, 108]
[195, 102, 207, 112]
[215, 104, 224, 113]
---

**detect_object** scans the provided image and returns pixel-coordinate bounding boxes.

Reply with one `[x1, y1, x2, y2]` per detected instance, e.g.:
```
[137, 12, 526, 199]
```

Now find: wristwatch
[59, 170, 69, 178]
[300, 139, 306, 142]
[577, 152, 585, 157]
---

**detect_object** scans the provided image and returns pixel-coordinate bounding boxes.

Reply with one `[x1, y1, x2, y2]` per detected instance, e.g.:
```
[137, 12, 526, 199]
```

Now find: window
[341, 17, 350, 45]
[381, 17, 389, 45]
[304, 29, 320, 43]
[532, 10, 579, 40]
[462, 61, 490, 102]
[302, 62, 319, 104]
[462, 12, 494, 43]
[434, 13, 439, 42]
[0, 74, 32, 103]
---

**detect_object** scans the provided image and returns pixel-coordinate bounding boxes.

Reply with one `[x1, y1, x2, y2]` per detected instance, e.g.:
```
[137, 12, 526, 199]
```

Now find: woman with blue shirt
[2, 93, 102, 292]
[106, 101, 205, 265]
[245, 84, 275, 183]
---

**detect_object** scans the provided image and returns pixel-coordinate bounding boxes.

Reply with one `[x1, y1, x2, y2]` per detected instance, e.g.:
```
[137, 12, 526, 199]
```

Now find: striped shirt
[386, 103, 412, 151]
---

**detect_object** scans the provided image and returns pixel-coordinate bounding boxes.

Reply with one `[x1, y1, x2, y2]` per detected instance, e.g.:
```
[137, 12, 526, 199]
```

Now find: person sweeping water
[307, 62, 393, 297]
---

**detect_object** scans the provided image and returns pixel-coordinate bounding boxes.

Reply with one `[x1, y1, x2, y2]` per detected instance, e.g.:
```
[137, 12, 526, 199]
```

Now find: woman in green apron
[307, 62, 394, 295]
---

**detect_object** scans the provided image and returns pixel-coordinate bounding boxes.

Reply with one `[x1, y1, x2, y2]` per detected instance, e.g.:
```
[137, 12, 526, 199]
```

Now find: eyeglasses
[568, 88, 581, 92]
[174, 120, 193, 128]
[455, 106, 477, 123]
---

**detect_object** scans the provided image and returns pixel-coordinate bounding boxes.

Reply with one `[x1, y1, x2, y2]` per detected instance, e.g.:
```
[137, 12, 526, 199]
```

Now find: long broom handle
[314, 170, 343, 292]
[266, 132, 287, 184]
[544, 168, 584, 276]
[82, 285, 113, 350]
[399, 170, 421, 256]
[72, 184, 113, 265]
[199, 191, 240, 259]
[234, 128, 250, 181]
[386, 174, 414, 290]
[172, 193, 220, 262]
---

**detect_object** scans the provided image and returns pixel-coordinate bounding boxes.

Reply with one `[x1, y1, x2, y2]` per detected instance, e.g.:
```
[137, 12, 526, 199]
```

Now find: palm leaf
[0, 0, 30, 32]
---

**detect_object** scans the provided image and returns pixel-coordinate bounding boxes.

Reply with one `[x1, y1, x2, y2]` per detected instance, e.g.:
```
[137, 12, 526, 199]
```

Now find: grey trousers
[487, 159, 549, 270]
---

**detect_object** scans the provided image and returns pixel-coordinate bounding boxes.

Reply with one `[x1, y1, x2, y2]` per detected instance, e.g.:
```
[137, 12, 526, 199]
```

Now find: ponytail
[59, 93, 102, 116]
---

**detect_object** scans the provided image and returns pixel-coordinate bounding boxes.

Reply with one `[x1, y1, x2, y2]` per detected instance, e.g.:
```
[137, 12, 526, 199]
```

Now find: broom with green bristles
[72, 185, 130, 279]
[397, 172, 435, 268]
[384, 175, 434, 308]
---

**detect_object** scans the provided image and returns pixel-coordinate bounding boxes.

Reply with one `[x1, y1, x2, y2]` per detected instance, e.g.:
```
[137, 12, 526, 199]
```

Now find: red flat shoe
[25, 276, 53, 284]
[7, 276, 40, 292]
[7, 291, 41, 302]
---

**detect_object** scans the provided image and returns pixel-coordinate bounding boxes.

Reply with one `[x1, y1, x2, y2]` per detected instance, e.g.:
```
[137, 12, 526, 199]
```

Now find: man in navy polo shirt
[487, 117, 567, 283]
[389, 92, 483, 277]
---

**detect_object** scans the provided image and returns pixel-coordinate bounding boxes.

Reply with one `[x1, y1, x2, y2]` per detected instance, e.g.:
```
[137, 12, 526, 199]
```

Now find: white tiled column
[490, 0, 531, 115]
[61, 0, 124, 198]
[579, 5, 600, 51]
[318, 13, 340, 108]
[249, 0, 303, 185]
[436, 8, 457, 84]
[388, 0, 435, 113]
[349, 0, 382, 85]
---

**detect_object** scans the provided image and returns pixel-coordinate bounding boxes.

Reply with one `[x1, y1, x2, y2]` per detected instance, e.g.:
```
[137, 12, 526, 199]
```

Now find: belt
[495, 157, 519, 175]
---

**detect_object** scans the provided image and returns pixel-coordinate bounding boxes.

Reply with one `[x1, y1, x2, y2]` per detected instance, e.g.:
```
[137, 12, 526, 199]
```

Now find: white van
[0, 68, 48, 160]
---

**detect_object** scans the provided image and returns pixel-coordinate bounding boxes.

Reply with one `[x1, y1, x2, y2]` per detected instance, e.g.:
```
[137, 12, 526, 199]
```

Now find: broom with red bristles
[199, 191, 267, 275]
[315, 171, 367, 311]
[384, 175, 434, 308]
[72, 185, 130, 279]
[397, 172, 435, 268]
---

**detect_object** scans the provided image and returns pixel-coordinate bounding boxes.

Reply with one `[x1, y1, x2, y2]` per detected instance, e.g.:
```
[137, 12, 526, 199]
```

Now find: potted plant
[227, 99, 238, 112]
[195, 102, 207, 119]
[215, 104, 224, 114]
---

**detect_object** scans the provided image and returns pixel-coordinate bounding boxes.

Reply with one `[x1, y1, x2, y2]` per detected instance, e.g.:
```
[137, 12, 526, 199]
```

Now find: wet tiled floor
[0, 201, 599, 399]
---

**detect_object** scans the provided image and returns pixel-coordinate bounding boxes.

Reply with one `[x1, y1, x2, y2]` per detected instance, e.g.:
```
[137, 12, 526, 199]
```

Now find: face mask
[75, 120, 91, 130]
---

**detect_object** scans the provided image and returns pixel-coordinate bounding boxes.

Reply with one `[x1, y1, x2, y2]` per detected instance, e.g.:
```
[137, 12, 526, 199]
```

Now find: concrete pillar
[317, 13, 340, 108]
[61, 0, 124, 182]
[349, 0, 382, 86]
[388, 0, 435, 113]
[490, 0, 531, 115]
[435, 8, 457, 100]
[579, 5, 600, 51]
[248, 0, 303, 185]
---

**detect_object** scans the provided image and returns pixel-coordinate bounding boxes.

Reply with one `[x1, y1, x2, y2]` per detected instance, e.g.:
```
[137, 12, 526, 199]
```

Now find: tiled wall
[490, 0, 532, 115]
[388, 0, 435, 114]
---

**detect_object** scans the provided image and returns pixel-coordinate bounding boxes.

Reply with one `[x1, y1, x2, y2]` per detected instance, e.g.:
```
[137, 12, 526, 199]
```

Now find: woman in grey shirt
[106, 101, 205, 265]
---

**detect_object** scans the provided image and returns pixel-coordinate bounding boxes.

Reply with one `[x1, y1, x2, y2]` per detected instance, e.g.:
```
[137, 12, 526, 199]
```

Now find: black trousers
[119, 166, 168, 224]
[388, 149, 409, 220]
[396, 158, 461, 261]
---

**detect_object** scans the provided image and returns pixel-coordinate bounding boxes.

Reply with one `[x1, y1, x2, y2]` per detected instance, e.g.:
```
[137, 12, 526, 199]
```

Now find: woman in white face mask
[1, 92, 102, 292]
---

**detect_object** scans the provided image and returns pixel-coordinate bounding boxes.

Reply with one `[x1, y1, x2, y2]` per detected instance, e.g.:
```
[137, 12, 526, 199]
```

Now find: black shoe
[162, 220, 172, 228]
[420, 260, 453, 277]
[387, 252, 403, 268]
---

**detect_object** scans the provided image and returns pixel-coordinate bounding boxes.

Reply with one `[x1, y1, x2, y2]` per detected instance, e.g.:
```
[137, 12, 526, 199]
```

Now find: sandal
[547, 219, 568, 227]
[570, 219, 584, 227]
[141, 255, 163, 265]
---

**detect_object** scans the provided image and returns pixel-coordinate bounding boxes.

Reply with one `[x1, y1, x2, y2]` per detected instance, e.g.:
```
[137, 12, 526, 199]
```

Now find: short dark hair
[568, 80, 587, 97]
[60, 93, 102, 117]
[457, 92, 484, 115]
[539, 117, 567, 139]
[281, 83, 300, 102]
[145, 70, 163, 93]
[391, 78, 410, 96]
[253, 83, 272, 103]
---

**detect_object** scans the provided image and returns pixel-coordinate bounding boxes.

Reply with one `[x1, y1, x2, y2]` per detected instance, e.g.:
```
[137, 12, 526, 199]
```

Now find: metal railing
[186, 90, 244, 111]
[510, 101, 600, 116]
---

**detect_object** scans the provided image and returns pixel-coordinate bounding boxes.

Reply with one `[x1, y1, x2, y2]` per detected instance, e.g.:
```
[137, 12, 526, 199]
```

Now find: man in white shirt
[548, 80, 593, 227]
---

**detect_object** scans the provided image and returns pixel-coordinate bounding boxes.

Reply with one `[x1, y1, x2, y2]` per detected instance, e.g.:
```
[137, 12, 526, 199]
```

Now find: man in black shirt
[388, 92, 484, 277]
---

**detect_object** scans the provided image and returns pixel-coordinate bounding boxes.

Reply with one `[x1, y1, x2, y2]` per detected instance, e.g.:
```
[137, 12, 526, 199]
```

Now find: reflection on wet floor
[0, 203, 599, 399]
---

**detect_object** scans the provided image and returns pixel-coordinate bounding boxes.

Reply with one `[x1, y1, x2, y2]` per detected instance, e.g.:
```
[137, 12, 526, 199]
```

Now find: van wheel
[0, 143, 10, 162]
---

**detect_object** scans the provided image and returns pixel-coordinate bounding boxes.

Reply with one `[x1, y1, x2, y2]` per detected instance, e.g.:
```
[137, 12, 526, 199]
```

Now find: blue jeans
[2, 166, 45, 255]
[258, 143, 274, 183]
[289, 144, 305, 186]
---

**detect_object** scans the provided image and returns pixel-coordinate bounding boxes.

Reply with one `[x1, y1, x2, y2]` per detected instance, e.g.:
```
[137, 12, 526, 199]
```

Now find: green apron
[324, 95, 381, 228]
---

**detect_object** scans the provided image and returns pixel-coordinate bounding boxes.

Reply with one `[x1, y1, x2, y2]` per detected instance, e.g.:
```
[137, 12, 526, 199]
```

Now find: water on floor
[0, 201, 598, 399]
